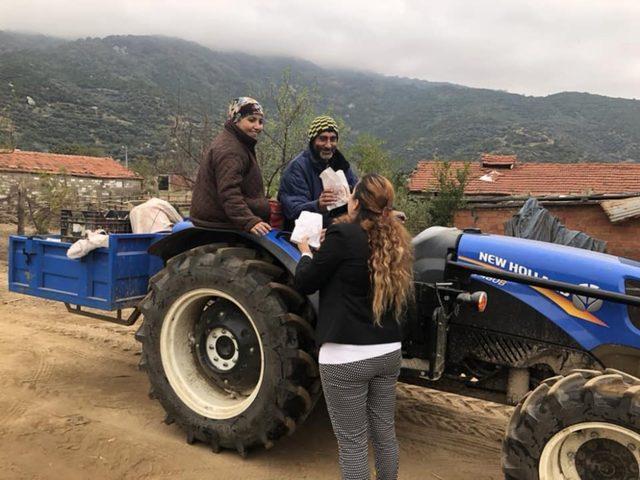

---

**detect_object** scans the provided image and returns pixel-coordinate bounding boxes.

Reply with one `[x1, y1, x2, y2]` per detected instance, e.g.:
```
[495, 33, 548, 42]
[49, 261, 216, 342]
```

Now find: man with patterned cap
[191, 97, 272, 235]
[278, 115, 358, 230]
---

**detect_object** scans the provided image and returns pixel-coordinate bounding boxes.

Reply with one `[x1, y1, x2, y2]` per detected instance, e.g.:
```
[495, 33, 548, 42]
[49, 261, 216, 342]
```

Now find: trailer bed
[8, 233, 166, 311]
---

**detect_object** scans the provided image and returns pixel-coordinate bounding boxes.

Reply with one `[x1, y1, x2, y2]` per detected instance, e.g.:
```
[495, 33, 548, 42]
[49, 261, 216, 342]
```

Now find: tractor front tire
[503, 368, 640, 480]
[136, 244, 319, 455]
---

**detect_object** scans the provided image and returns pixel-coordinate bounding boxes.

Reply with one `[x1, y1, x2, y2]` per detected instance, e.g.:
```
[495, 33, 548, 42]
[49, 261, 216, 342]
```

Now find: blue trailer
[9, 232, 166, 323]
[8, 224, 640, 479]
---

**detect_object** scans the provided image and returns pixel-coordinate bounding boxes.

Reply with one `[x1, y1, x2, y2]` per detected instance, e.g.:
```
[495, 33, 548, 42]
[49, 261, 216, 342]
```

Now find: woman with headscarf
[190, 97, 271, 235]
[294, 173, 414, 480]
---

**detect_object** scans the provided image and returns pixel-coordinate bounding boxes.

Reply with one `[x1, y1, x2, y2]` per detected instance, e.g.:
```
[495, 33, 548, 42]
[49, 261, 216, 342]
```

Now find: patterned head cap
[227, 97, 264, 123]
[308, 115, 339, 141]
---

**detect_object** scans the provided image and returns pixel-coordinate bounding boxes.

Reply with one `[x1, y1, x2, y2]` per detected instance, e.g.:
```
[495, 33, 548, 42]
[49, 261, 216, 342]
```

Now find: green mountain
[1, 32, 639, 166]
[0, 31, 67, 54]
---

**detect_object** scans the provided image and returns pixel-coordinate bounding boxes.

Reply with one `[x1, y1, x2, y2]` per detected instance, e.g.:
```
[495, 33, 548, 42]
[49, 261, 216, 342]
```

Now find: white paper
[290, 211, 323, 249]
[319, 167, 350, 211]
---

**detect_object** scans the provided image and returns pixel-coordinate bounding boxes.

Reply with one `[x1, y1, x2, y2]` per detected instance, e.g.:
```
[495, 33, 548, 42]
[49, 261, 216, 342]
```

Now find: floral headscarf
[227, 97, 264, 123]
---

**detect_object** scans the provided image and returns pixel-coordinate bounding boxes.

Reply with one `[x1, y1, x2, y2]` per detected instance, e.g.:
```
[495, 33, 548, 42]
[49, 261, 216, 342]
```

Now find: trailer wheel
[503, 369, 640, 480]
[136, 244, 319, 455]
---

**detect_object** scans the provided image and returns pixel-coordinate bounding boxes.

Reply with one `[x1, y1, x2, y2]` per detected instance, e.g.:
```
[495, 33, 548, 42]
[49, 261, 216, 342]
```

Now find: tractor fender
[149, 226, 301, 276]
[148, 226, 317, 315]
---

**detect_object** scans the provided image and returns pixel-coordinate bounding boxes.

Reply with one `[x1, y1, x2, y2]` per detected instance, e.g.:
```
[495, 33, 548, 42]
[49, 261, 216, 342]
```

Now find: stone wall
[0, 172, 142, 199]
[455, 203, 640, 260]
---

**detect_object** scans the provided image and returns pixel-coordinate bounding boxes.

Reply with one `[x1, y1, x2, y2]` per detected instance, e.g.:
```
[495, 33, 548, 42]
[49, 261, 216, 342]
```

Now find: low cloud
[1, 0, 638, 98]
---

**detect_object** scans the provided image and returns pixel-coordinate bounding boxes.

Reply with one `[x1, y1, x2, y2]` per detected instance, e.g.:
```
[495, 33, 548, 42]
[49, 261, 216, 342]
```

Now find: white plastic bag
[319, 167, 350, 211]
[290, 211, 323, 249]
[66, 229, 109, 259]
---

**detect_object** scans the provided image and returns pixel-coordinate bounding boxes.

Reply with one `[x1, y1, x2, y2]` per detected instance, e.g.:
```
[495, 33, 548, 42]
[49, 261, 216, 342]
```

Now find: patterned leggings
[319, 350, 401, 480]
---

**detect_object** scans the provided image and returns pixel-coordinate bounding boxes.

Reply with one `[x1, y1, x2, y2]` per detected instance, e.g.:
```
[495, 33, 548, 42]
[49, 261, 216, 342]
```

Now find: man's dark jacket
[277, 148, 358, 229]
[190, 122, 269, 231]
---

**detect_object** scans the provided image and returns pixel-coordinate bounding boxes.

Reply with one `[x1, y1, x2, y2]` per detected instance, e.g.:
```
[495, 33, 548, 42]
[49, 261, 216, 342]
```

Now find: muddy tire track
[397, 384, 512, 444]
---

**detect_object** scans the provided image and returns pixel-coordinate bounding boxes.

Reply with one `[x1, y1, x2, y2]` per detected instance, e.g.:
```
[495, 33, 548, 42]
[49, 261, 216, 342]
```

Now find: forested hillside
[1, 32, 639, 166]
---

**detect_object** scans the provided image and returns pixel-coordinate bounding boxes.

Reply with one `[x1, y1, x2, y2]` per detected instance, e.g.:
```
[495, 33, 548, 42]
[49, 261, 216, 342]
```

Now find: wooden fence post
[16, 184, 25, 235]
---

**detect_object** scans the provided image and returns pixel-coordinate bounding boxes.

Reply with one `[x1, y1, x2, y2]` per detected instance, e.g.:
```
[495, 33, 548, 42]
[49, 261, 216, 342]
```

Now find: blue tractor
[9, 222, 640, 479]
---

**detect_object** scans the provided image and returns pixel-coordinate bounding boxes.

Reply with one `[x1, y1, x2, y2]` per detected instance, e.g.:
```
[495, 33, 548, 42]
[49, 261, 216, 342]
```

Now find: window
[157, 175, 169, 191]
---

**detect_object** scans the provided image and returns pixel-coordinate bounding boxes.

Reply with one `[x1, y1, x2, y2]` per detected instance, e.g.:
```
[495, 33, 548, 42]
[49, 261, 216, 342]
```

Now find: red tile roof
[481, 153, 517, 168]
[409, 160, 640, 196]
[0, 150, 140, 179]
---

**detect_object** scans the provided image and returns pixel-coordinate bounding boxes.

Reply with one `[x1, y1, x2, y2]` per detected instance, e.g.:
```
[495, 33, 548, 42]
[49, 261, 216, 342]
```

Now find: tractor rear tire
[136, 244, 320, 455]
[503, 368, 640, 480]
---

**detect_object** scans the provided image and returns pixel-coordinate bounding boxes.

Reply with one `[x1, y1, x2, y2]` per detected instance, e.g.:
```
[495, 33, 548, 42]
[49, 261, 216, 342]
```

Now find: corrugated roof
[409, 160, 640, 196]
[0, 150, 140, 179]
[600, 197, 640, 223]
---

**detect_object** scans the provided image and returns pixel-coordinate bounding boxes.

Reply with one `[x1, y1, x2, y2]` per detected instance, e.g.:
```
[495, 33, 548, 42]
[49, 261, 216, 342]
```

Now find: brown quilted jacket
[190, 122, 269, 231]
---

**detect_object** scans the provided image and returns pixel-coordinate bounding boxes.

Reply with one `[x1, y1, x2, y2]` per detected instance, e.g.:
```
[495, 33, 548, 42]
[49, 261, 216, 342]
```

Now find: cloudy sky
[1, 0, 638, 99]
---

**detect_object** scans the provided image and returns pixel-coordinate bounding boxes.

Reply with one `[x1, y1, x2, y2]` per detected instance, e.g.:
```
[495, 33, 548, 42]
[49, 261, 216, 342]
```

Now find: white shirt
[319, 342, 401, 365]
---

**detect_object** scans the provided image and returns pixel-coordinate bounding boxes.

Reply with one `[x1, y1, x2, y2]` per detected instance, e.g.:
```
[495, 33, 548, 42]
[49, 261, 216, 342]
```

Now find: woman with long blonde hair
[295, 173, 414, 480]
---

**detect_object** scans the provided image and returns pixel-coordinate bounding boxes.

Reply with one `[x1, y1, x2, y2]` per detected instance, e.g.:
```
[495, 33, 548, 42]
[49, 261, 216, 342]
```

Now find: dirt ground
[0, 226, 511, 480]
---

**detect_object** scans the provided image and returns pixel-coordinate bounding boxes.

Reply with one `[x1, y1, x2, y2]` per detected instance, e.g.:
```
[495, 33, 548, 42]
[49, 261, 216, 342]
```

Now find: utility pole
[122, 145, 128, 168]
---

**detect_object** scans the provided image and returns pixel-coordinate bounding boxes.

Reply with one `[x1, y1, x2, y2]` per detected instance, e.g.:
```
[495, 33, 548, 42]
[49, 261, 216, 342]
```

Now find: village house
[0, 149, 142, 200]
[156, 173, 192, 192]
[409, 154, 640, 259]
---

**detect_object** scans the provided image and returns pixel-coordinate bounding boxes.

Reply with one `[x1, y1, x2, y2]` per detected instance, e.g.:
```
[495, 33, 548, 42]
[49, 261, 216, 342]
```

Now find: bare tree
[258, 69, 318, 198]
[162, 113, 218, 188]
[24, 174, 79, 234]
[161, 69, 316, 199]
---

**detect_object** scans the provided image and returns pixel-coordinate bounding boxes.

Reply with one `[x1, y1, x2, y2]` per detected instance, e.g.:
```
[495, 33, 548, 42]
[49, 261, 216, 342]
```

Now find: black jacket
[294, 222, 402, 345]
